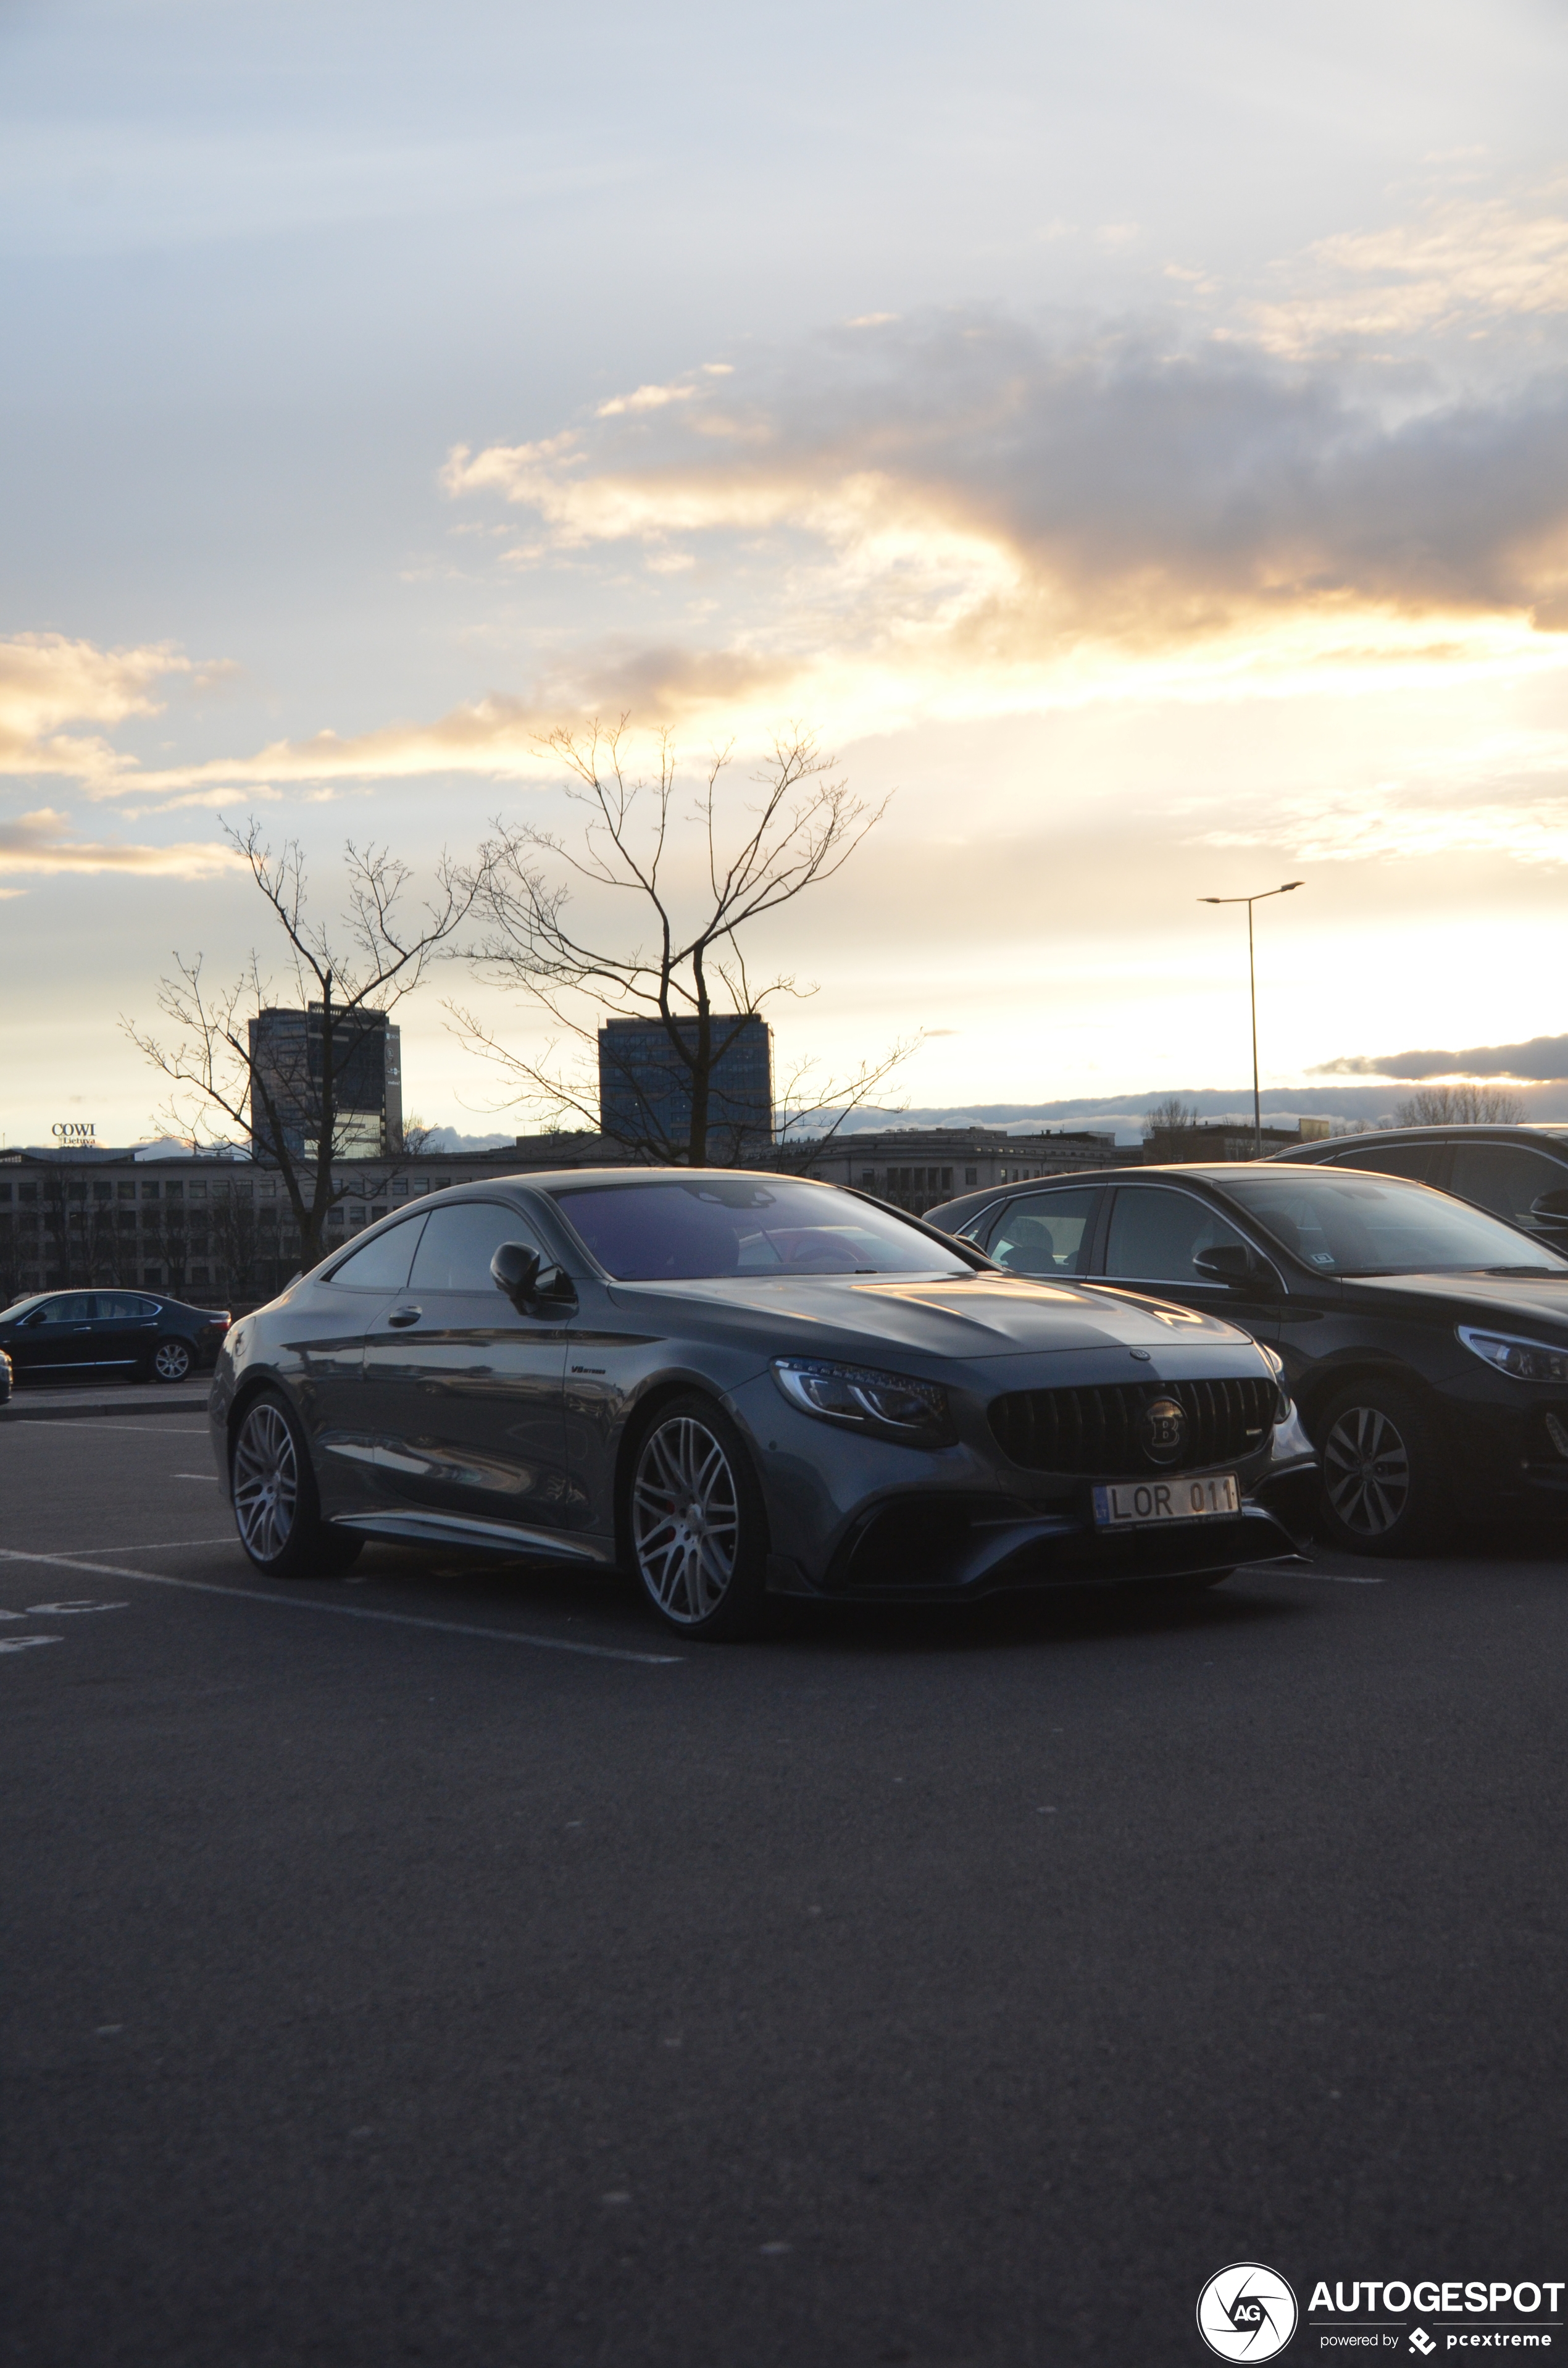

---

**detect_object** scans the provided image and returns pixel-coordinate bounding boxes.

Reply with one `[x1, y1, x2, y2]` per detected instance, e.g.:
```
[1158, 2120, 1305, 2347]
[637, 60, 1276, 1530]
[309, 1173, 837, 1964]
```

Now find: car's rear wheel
[1316, 1381, 1445, 1555]
[152, 1337, 192, 1383]
[627, 1395, 769, 1639]
[230, 1388, 362, 1578]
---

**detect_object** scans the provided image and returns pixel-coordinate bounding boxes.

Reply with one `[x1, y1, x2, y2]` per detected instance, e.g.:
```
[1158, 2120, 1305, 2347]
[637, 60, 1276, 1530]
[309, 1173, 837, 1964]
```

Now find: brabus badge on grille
[1140, 1396, 1187, 1464]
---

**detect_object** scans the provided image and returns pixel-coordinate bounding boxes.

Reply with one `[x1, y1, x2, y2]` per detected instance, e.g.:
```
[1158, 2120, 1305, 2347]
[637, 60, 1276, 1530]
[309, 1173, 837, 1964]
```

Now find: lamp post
[1198, 881, 1303, 1157]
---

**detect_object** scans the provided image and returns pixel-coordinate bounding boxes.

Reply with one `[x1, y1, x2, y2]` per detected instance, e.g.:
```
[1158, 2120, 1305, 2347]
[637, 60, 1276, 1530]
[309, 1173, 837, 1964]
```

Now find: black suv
[925, 1162, 1568, 1555]
[1267, 1124, 1568, 1246]
[0, 1290, 230, 1385]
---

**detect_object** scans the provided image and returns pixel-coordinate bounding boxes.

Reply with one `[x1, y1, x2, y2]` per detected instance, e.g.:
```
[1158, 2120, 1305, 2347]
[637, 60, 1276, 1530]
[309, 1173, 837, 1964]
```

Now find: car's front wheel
[627, 1395, 769, 1639]
[230, 1388, 362, 1578]
[152, 1337, 192, 1383]
[1316, 1381, 1445, 1554]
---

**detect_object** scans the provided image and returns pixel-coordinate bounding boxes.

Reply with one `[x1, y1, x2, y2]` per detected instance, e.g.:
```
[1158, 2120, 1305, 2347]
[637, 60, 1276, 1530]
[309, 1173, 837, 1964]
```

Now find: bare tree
[125, 822, 481, 1271]
[1393, 1084, 1524, 1126]
[1143, 1097, 1199, 1140]
[450, 721, 912, 1166]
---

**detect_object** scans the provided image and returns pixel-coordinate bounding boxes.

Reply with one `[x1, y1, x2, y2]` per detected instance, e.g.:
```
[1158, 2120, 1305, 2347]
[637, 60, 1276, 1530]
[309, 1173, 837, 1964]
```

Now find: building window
[964, 1168, 977, 1186]
[93, 1182, 112, 1203]
[118, 1181, 135, 1200]
[391, 1179, 408, 1197]
[142, 1181, 161, 1200]
[165, 1181, 182, 1201]
[192, 1265, 210, 1284]
[144, 1267, 163, 1286]
[941, 1169, 953, 1189]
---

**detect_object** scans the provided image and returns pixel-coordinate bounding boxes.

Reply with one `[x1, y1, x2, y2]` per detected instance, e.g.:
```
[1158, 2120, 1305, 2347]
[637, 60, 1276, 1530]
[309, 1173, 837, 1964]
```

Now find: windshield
[554, 1178, 974, 1281]
[1221, 1173, 1568, 1278]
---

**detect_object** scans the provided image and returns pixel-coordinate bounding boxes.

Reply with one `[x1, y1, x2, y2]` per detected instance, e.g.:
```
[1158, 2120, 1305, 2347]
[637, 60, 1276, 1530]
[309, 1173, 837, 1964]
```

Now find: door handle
[385, 1306, 422, 1329]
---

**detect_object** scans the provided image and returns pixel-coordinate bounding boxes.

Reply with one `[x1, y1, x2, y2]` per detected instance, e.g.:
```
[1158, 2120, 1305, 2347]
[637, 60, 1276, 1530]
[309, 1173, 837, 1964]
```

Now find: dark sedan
[926, 1163, 1568, 1554]
[0, 1288, 230, 1385]
[208, 1168, 1314, 1638]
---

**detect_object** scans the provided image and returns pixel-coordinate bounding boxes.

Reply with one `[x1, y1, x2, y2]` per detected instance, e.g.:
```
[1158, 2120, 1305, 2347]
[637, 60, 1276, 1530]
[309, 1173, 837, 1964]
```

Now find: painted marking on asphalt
[25, 1601, 128, 1615]
[172, 1473, 218, 1481]
[0, 1636, 64, 1654]
[0, 1549, 683, 1665]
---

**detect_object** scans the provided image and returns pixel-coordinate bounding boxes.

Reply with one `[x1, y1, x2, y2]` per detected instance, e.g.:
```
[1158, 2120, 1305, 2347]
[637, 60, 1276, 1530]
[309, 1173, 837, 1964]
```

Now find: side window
[1331, 1142, 1438, 1182]
[327, 1214, 428, 1292]
[98, 1294, 148, 1320]
[1103, 1188, 1251, 1284]
[986, 1189, 1099, 1277]
[43, 1293, 96, 1323]
[1446, 1143, 1568, 1232]
[407, 1200, 545, 1293]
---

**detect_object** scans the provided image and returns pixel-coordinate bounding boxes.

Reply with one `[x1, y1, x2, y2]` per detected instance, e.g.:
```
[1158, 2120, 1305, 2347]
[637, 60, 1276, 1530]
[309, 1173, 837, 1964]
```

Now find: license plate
[1092, 1473, 1240, 1528]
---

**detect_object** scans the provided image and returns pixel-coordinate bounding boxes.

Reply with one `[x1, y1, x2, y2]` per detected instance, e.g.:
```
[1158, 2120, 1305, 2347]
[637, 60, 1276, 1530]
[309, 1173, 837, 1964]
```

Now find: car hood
[606, 1270, 1254, 1363]
[1346, 1269, 1568, 1334]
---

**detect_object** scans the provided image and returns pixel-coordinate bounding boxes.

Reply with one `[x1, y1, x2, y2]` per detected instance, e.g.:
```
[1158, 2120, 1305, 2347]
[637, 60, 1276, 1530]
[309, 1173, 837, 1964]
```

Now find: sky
[4, 0, 1567, 1147]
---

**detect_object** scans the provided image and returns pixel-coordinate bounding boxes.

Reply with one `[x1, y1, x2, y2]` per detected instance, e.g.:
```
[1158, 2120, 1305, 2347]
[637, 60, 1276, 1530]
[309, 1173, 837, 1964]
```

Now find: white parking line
[0, 1547, 682, 1665]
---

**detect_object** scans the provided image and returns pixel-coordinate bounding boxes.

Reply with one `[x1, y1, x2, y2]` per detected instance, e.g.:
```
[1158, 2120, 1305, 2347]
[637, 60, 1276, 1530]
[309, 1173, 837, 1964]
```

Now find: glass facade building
[598, 1014, 774, 1155]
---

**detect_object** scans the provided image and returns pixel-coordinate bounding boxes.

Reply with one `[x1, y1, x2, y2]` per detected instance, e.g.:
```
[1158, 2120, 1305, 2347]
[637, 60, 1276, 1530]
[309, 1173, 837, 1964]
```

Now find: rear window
[554, 1178, 972, 1281]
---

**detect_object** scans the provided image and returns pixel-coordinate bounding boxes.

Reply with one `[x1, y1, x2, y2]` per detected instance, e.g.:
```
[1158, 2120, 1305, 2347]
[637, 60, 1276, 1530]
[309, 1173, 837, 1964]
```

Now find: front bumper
[731, 1367, 1316, 1602]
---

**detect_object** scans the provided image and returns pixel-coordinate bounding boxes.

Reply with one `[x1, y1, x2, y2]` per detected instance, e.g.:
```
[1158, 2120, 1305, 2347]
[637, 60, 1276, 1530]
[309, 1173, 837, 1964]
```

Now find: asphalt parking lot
[4, 1404, 1566, 2368]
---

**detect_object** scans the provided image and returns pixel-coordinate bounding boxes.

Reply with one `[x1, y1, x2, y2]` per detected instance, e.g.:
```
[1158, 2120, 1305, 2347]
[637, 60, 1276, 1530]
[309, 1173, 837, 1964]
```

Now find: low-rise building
[0, 1137, 598, 1306]
[794, 1127, 1142, 1218]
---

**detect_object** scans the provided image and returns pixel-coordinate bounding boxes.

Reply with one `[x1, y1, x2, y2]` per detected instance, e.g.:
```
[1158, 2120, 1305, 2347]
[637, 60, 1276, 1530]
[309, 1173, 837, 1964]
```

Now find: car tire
[1315, 1379, 1446, 1555]
[230, 1387, 363, 1578]
[625, 1394, 770, 1640]
[152, 1337, 193, 1383]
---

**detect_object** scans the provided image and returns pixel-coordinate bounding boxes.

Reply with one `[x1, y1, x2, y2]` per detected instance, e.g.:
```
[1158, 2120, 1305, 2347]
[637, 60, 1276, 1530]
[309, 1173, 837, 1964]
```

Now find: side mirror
[1192, 1244, 1266, 1287]
[1528, 1189, 1568, 1229]
[490, 1242, 541, 1308]
[490, 1242, 578, 1316]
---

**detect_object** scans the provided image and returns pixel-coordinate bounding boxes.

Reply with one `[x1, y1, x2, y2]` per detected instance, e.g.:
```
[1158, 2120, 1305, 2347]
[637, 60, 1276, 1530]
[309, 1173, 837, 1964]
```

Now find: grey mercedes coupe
[208, 1169, 1316, 1637]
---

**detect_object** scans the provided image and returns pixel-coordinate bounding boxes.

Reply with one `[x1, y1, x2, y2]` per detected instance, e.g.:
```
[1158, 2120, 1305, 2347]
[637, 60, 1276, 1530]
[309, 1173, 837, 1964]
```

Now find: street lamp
[1198, 881, 1303, 1158]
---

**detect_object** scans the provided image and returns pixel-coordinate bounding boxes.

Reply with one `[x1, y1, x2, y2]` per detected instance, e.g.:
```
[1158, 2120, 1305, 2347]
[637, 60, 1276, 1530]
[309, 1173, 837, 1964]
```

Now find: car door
[21, 1292, 99, 1373]
[87, 1292, 156, 1370]
[298, 1210, 432, 1513]
[980, 1186, 1103, 1278]
[1095, 1182, 1283, 1345]
[1444, 1140, 1568, 1241]
[361, 1197, 573, 1538]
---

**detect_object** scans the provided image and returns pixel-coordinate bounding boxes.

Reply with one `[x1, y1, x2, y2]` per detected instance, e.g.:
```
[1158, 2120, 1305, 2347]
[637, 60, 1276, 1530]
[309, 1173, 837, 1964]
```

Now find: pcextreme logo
[1198, 2264, 1300, 2361]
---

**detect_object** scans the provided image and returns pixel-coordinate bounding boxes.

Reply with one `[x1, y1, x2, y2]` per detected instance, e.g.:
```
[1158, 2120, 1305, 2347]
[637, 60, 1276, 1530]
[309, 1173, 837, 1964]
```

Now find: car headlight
[772, 1357, 956, 1445]
[1257, 1342, 1291, 1420]
[1457, 1325, 1568, 1385]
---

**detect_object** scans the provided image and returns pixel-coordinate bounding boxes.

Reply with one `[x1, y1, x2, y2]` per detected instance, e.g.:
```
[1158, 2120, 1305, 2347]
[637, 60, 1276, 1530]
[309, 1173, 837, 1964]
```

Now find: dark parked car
[0, 1289, 230, 1385]
[1267, 1122, 1568, 1245]
[926, 1163, 1568, 1554]
[208, 1168, 1314, 1638]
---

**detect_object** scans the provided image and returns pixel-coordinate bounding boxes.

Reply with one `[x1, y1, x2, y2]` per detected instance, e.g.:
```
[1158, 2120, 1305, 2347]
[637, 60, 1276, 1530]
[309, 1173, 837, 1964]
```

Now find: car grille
[988, 1376, 1277, 1474]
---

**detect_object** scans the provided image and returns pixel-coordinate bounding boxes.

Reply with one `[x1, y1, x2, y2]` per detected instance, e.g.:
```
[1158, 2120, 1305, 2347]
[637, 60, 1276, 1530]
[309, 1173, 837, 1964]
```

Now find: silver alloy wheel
[1322, 1402, 1412, 1537]
[153, 1339, 191, 1381]
[631, 1414, 741, 1625]
[232, 1400, 300, 1564]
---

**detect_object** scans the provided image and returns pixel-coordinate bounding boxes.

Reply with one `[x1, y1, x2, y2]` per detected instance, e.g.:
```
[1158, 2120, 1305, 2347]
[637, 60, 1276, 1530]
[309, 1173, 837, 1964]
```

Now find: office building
[248, 1005, 402, 1160]
[598, 1013, 773, 1155]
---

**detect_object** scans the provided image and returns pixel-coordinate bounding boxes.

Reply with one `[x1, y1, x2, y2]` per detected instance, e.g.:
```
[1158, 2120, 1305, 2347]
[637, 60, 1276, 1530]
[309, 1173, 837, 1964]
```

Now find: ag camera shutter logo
[1197, 2264, 1298, 2360]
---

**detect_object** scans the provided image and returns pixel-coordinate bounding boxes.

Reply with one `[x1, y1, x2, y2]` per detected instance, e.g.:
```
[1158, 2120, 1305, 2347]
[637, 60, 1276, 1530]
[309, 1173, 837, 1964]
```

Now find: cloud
[0, 632, 191, 782]
[1251, 191, 1568, 355]
[0, 808, 241, 878]
[1314, 1033, 1568, 1084]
